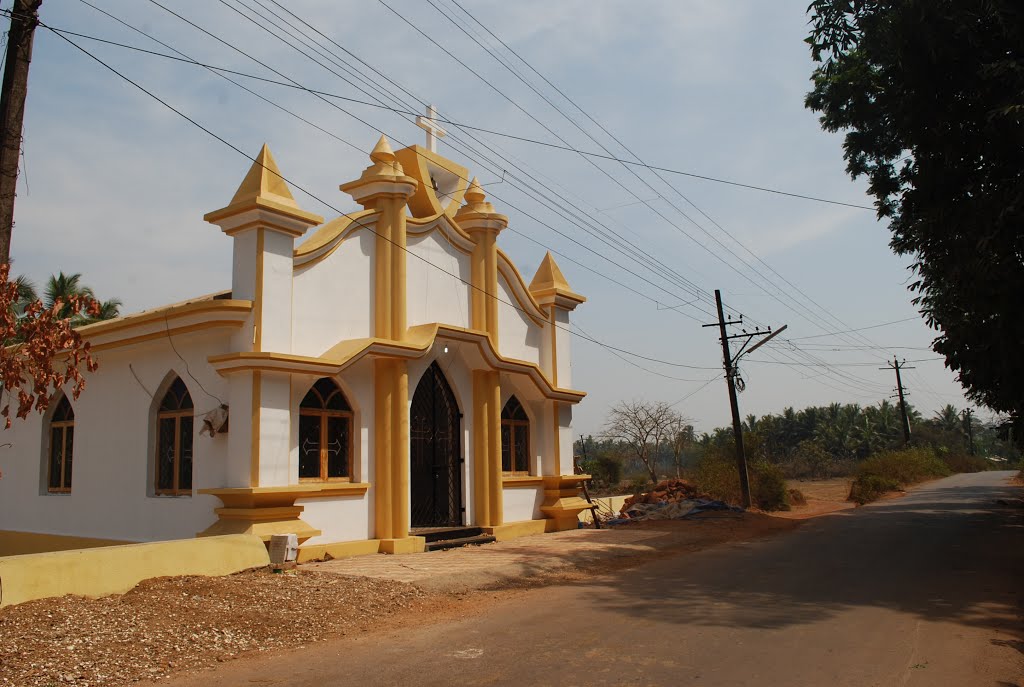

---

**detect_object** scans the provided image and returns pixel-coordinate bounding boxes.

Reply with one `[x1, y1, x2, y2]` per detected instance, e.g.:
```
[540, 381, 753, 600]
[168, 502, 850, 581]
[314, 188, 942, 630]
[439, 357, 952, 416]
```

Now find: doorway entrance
[410, 362, 462, 527]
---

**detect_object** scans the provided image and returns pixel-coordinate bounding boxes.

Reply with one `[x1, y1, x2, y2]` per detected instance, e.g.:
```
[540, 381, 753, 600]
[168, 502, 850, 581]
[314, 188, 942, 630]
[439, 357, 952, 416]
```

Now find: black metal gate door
[410, 362, 462, 528]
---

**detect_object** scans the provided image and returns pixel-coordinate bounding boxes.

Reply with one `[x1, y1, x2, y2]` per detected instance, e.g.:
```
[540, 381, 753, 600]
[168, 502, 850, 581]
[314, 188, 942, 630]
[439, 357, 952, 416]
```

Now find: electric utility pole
[703, 289, 786, 509]
[962, 408, 975, 455]
[0, 0, 43, 267]
[881, 357, 914, 444]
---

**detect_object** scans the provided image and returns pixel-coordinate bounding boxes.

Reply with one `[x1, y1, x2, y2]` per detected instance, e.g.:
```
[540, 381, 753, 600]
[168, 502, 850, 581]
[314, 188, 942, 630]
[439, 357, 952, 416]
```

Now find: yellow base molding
[540, 474, 594, 528]
[297, 539, 382, 563]
[0, 530, 131, 557]
[379, 536, 426, 555]
[481, 519, 546, 541]
[197, 484, 370, 543]
[197, 505, 321, 543]
[544, 515, 582, 532]
[0, 534, 269, 608]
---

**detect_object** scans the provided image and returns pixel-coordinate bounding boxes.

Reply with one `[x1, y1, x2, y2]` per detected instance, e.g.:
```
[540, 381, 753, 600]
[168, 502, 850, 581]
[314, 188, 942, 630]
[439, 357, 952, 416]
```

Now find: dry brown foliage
[0, 264, 98, 429]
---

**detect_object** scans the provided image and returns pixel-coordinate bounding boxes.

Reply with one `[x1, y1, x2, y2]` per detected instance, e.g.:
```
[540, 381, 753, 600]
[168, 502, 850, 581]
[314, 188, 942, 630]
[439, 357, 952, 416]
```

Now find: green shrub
[751, 460, 790, 511]
[693, 452, 791, 511]
[940, 452, 991, 473]
[848, 474, 901, 504]
[848, 447, 951, 504]
[581, 453, 623, 490]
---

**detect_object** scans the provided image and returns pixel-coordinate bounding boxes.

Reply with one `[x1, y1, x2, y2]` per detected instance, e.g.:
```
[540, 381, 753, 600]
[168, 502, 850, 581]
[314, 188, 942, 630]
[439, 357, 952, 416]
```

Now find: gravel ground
[0, 568, 425, 686]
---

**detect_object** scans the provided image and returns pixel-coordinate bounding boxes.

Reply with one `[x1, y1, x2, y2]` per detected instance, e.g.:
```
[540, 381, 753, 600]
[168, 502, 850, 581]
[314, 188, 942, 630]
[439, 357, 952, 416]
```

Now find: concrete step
[424, 534, 496, 552]
[415, 526, 485, 543]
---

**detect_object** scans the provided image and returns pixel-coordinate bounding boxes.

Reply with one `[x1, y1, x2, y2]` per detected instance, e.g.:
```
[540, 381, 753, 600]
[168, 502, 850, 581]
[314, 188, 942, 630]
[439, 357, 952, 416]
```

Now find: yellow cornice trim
[77, 299, 252, 352]
[204, 195, 324, 227]
[495, 249, 546, 326]
[77, 298, 251, 337]
[293, 209, 379, 267]
[407, 213, 476, 255]
[208, 324, 586, 403]
[200, 483, 370, 508]
[88, 320, 248, 353]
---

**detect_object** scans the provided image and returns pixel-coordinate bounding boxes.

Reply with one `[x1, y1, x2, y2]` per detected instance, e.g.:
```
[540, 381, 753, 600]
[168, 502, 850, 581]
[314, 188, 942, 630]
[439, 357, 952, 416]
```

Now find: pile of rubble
[615, 478, 743, 522]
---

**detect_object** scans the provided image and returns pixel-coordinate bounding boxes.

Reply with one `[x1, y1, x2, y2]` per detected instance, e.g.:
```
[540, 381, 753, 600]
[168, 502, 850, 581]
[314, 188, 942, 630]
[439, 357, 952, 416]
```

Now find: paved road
[172, 472, 1023, 686]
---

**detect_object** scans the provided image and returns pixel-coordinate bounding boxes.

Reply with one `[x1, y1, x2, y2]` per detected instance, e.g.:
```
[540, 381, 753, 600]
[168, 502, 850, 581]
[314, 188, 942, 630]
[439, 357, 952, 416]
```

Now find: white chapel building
[0, 133, 591, 560]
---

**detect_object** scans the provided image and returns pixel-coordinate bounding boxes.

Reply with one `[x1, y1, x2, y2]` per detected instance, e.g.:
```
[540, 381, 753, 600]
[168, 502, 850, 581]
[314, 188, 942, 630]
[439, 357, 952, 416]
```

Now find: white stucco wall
[0, 331, 233, 543]
[297, 495, 372, 545]
[502, 486, 544, 522]
[406, 232, 471, 330]
[496, 274, 542, 364]
[259, 231, 296, 353]
[291, 229, 374, 356]
[554, 308, 573, 387]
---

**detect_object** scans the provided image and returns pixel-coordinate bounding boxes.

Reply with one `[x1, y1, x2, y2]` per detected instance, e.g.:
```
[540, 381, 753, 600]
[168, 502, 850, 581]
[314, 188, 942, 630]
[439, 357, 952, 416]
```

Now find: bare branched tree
[666, 413, 696, 478]
[603, 400, 678, 484]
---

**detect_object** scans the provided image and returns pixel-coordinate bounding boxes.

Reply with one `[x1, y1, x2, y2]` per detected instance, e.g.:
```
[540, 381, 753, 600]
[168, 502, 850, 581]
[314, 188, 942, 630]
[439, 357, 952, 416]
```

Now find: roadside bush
[939, 452, 990, 474]
[848, 447, 950, 504]
[751, 460, 790, 511]
[581, 453, 623, 491]
[848, 474, 901, 504]
[694, 451, 791, 511]
[780, 440, 857, 479]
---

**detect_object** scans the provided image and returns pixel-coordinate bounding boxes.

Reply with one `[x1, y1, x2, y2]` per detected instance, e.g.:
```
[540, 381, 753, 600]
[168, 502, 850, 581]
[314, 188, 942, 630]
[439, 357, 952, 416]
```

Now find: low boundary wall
[0, 534, 270, 608]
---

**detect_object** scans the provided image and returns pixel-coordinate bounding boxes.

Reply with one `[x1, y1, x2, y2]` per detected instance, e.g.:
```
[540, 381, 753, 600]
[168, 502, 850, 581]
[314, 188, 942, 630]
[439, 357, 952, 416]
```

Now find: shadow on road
[579, 475, 1022, 637]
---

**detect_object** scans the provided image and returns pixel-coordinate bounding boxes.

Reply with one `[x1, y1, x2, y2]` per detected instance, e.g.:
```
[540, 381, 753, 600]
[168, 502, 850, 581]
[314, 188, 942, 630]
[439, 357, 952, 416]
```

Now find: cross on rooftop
[416, 104, 446, 153]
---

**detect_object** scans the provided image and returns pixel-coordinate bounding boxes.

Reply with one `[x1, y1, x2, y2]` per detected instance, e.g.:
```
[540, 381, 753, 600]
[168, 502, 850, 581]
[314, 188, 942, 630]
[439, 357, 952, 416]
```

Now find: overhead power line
[46, 27, 724, 375]
[58, 4, 929, 403]
[23, 18, 871, 211]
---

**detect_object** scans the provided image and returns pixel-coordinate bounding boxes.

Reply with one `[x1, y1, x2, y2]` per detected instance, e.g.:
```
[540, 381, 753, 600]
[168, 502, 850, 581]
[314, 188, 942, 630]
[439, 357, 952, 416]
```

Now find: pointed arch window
[47, 396, 75, 493]
[501, 395, 530, 474]
[156, 377, 194, 496]
[299, 378, 353, 481]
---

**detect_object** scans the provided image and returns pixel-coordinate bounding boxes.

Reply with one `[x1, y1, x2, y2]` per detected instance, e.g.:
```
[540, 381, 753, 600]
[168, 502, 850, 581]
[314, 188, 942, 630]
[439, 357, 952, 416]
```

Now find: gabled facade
[0, 137, 590, 560]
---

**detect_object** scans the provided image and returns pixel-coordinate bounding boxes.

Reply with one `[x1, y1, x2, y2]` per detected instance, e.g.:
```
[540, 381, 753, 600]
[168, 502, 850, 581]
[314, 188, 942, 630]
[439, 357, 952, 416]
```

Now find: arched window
[299, 378, 352, 481]
[156, 377, 194, 496]
[47, 396, 74, 493]
[501, 395, 530, 474]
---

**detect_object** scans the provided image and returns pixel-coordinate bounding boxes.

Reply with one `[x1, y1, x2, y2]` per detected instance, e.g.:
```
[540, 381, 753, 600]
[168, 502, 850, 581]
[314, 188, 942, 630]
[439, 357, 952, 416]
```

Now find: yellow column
[472, 369, 504, 527]
[484, 233, 499, 346]
[391, 363, 410, 539]
[472, 370, 491, 526]
[374, 359, 394, 539]
[487, 370, 503, 526]
[470, 239, 487, 332]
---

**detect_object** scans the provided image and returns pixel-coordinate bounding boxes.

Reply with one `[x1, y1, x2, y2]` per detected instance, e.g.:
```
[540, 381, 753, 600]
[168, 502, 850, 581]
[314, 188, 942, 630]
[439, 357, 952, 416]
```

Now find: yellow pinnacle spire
[230, 144, 299, 208]
[529, 251, 572, 292]
[369, 135, 396, 164]
[464, 176, 485, 204]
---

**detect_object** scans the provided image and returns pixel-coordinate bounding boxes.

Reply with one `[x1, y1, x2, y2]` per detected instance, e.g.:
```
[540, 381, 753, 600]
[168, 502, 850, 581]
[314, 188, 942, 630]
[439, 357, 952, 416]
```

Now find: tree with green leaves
[16, 271, 121, 325]
[805, 1, 1024, 425]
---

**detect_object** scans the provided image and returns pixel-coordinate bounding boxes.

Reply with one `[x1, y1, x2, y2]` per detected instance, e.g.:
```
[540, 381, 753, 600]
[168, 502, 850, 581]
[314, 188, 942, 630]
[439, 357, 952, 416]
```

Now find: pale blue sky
[9, 1, 972, 435]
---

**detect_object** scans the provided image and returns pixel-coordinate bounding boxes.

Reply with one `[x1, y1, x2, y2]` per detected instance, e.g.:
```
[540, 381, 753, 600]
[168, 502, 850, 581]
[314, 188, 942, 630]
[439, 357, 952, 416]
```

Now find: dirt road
[161, 471, 1023, 686]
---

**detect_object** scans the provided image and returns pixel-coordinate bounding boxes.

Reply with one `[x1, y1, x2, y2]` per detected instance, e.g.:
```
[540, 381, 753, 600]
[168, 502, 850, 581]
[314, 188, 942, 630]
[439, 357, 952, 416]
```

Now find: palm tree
[932, 404, 963, 434]
[44, 272, 95, 320]
[14, 271, 121, 324]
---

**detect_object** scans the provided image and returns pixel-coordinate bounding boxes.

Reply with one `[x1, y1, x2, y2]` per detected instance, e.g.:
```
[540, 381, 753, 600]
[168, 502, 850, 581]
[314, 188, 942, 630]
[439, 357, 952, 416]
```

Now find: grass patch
[848, 447, 951, 504]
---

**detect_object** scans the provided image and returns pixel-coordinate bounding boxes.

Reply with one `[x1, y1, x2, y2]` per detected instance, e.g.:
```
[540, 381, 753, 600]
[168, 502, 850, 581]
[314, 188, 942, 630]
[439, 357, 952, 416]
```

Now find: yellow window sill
[501, 476, 544, 487]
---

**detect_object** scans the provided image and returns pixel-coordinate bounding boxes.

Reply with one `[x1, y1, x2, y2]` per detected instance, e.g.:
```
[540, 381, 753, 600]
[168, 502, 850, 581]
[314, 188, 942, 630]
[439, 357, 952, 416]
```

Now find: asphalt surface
[167, 471, 1023, 686]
